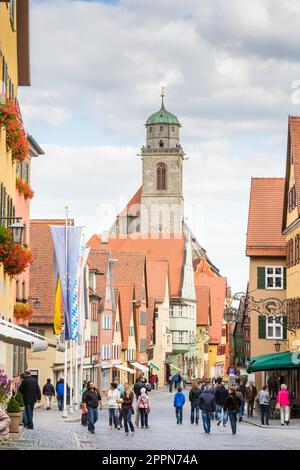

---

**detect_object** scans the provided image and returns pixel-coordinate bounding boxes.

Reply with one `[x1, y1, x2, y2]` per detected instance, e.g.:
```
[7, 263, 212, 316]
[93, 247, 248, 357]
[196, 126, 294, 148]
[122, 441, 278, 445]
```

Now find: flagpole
[69, 206, 74, 414]
[74, 338, 78, 410]
[62, 205, 69, 419]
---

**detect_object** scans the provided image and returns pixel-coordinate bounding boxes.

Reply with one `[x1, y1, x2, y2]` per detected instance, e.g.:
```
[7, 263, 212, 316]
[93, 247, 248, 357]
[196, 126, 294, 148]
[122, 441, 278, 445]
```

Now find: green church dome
[146, 99, 180, 126]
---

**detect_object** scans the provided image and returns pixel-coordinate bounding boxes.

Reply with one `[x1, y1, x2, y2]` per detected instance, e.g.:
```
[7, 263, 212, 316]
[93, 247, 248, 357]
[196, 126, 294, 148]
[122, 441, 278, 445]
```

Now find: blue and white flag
[51, 225, 83, 340]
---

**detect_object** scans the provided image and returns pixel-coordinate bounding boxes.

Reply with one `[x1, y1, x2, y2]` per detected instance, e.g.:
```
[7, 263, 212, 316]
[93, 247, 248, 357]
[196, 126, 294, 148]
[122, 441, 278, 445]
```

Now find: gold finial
[161, 86, 166, 98]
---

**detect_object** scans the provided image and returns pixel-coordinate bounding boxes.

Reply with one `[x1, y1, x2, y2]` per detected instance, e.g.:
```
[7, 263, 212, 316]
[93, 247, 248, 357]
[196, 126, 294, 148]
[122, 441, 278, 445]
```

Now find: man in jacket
[42, 378, 55, 410]
[18, 370, 41, 430]
[82, 382, 102, 434]
[215, 383, 229, 427]
[56, 378, 70, 411]
[199, 386, 216, 434]
[173, 387, 185, 424]
[189, 382, 201, 425]
[245, 381, 257, 418]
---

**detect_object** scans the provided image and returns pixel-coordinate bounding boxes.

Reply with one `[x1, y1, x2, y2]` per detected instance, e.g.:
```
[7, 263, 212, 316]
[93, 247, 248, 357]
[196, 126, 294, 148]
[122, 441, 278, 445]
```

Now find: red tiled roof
[89, 234, 185, 299]
[146, 259, 169, 303]
[195, 286, 211, 326]
[118, 187, 142, 217]
[111, 252, 146, 305]
[87, 250, 110, 311]
[29, 219, 74, 325]
[246, 178, 286, 257]
[283, 116, 300, 229]
[116, 283, 135, 349]
[195, 276, 227, 344]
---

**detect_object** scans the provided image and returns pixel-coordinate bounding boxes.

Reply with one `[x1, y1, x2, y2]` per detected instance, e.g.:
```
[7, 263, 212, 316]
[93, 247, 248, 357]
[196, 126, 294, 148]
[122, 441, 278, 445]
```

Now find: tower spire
[161, 86, 166, 109]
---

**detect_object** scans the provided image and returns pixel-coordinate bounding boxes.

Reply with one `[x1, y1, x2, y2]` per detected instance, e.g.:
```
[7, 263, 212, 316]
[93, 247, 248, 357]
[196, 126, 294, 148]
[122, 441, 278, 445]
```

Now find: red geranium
[0, 98, 29, 162]
[14, 303, 33, 320]
[16, 178, 34, 200]
[0, 225, 32, 277]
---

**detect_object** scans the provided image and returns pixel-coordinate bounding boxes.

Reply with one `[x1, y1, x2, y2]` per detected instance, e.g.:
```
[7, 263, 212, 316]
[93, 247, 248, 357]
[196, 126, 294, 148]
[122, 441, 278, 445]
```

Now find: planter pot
[8, 412, 21, 434]
[19, 407, 25, 426]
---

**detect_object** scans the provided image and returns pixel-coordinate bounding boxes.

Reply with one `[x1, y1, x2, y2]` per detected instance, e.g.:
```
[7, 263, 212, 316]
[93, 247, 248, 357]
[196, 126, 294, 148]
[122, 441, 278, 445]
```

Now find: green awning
[247, 351, 300, 373]
[149, 362, 160, 371]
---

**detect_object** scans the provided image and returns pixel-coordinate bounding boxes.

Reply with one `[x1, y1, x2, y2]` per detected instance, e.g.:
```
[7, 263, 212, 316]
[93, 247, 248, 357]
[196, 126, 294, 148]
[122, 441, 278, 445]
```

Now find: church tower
[140, 90, 184, 236]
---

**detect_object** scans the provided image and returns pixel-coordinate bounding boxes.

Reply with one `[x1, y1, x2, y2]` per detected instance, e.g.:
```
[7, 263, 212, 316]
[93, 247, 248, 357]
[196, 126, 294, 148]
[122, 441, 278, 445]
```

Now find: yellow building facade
[0, 1, 30, 375]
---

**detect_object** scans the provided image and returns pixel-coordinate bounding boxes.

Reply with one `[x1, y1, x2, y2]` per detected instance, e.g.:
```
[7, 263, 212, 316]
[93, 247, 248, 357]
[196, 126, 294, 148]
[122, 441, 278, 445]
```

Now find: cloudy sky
[19, 0, 300, 292]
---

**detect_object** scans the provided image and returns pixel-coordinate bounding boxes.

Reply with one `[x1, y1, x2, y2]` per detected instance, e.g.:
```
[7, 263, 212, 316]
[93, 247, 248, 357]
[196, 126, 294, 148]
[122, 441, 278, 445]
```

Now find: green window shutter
[257, 267, 266, 289]
[283, 268, 287, 290]
[283, 316, 287, 340]
[258, 316, 266, 339]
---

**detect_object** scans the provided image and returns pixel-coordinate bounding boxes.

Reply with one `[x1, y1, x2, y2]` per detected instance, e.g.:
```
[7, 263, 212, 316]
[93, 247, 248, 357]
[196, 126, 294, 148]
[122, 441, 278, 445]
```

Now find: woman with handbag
[121, 384, 135, 436]
[137, 387, 151, 429]
[277, 383, 291, 425]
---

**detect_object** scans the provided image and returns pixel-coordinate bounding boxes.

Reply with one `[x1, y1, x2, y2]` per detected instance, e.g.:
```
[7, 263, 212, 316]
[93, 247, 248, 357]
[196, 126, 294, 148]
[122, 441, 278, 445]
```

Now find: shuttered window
[257, 267, 266, 289]
[157, 163, 167, 190]
[258, 316, 266, 339]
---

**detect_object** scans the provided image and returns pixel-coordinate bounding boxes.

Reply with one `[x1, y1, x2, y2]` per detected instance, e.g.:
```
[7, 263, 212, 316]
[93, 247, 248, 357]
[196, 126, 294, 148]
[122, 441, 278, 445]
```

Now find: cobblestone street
[2, 389, 300, 451]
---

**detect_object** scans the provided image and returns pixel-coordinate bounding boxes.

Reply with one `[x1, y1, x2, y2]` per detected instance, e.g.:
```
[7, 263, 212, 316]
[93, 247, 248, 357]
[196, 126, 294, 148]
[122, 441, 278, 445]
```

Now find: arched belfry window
[159, 140, 164, 148]
[157, 163, 167, 190]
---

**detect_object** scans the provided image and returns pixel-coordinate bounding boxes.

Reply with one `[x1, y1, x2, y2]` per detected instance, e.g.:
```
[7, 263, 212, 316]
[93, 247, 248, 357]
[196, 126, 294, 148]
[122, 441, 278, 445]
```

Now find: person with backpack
[189, 381, 201, 425]
[42, 378, 55, 410]
[137, 387, 151, 429]
[55, 378, 70, 411]
[215, 382, 229, 427]
[224, 387, 242, 435]
[173, 386, 185, 424]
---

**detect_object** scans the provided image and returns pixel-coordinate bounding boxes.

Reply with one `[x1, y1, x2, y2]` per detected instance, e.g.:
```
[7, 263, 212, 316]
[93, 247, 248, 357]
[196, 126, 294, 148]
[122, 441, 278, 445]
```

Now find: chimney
[101, 231, 109, 244]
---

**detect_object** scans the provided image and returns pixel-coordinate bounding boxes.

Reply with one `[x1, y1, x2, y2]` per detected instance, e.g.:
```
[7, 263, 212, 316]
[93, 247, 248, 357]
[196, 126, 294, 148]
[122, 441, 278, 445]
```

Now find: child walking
[173, 386, 185, 424]
[137, 387, 151, 429]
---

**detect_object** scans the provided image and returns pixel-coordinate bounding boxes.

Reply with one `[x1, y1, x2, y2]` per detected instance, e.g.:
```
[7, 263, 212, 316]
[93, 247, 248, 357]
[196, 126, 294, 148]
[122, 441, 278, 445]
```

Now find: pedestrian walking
[134, 375, 146, 426]
[168, 375, 173, 393]
[137, 387, 151, 429]
[42, 378, 55, 410]
[121, 384, 135, 436]
[199, 385, 216, 434]
[18, 370, 41, 430]
[82, 381, 102, 434]
[277, 383, 291, 426]
[150, 373, 156, 390]
[0, 408, 10, 442]
[107, 383, 121, 430]
[172, 373, 180, 389]
[235, 385, 245, 422]
[189, 381, 201, 425]
[155, 375, 159, 389]
[257, 385, 270, 425]
[182, 374, 187, 389]
[55, 378, 69, 411]
[173, 386, 185, 424]
[224, 387, 241, 435]
[215, 382, 229, 427]
[245, 381, 257, 418]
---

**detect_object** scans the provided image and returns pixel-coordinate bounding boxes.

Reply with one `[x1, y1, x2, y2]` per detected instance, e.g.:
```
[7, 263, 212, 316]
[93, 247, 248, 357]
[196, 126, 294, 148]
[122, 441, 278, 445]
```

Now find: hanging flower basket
[0, 98, 29, 163]
[16, 178, 34, 200]
[14, 302, 33, 320]
[0, 225, 32, 277]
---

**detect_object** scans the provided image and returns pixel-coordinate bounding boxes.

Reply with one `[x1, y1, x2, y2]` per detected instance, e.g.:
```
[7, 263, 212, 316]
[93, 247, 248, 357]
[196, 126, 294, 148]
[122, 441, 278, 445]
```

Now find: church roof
[146, 99, 180, 126]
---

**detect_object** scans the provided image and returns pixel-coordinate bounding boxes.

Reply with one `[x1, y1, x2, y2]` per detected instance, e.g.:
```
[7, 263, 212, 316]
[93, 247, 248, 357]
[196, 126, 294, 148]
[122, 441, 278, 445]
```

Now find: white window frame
[265, 266, 284, 290]
[266, 316, 283, 339]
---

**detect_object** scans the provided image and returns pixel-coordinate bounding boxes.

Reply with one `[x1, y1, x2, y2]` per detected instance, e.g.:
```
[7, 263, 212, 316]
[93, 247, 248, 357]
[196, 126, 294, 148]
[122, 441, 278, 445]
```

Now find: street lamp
[0, 217, 25, 244]
[9, 222, 25, 244]
[274, 341, 281, 352]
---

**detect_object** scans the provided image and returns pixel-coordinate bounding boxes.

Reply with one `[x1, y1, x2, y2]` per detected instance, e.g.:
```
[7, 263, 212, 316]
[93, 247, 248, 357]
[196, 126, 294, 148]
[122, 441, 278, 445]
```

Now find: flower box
[16, 177, 34, 200]
[14, 302, 33, 321]
[0, 225, 32, 277]
[0, 98, 29, 162]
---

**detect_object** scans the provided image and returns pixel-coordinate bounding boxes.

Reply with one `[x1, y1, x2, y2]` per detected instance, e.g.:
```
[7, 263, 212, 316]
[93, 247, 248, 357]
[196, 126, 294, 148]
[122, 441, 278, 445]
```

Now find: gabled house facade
[246, 177, 287, 390]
